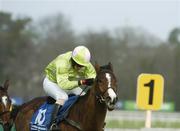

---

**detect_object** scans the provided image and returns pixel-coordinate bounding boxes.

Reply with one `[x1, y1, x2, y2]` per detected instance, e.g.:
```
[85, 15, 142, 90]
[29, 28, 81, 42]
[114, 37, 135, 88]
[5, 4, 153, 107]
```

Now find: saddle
[30, 95, 79, 131]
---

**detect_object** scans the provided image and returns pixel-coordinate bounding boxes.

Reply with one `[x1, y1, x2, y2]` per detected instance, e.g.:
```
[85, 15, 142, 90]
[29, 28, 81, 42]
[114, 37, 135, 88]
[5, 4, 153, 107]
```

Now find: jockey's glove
[78, 78, 94, 86]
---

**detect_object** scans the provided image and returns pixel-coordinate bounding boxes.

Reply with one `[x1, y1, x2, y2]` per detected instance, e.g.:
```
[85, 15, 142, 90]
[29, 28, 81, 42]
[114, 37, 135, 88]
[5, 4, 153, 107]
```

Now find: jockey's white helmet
[72, 46, 91, 66]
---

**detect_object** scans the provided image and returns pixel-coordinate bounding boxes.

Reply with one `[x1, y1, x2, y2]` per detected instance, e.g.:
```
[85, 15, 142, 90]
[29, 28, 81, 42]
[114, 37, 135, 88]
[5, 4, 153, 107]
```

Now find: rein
[64, 85, 104, 131]
[0, 104, 13, 130]
[95, 87, 109, 104]
[0, 119, 13, 130]
[0, 111, 10, 117]
[63, 86, 89, 131]
[0, 104, 12, 117]
[64, 66, 116, 131]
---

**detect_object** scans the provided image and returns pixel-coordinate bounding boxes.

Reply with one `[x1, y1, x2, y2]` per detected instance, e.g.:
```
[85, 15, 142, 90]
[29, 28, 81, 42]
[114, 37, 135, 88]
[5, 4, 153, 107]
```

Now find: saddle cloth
[30, 95, 79, 131]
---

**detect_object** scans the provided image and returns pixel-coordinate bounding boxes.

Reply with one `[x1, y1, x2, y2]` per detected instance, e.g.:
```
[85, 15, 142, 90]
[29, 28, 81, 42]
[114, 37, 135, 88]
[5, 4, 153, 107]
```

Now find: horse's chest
[82, 122, 103, 131]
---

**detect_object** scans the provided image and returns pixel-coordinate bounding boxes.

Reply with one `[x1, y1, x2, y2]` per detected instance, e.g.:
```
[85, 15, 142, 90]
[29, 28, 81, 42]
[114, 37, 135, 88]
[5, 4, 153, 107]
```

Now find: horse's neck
[72, 86, 107, 129]
[1, 112, 12, 127]
[87, 87, 107, 119]
[88, 86, 107, 112]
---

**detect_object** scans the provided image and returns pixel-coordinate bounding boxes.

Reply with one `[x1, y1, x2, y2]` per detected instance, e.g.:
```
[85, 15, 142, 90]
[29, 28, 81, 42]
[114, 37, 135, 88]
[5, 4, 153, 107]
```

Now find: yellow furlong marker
[136, 73, 164, 128]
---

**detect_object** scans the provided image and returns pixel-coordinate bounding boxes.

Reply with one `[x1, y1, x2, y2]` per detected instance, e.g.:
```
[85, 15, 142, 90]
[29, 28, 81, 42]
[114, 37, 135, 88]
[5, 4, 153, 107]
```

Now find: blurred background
[0, 0, 180, 130]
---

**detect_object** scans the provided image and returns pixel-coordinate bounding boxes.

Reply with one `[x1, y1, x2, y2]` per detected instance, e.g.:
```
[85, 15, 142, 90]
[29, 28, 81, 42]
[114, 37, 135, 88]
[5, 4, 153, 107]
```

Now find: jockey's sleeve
[56, 60, 79, 90]
[56, 73, 79, 90]
[85, 63, 96, 79]
[56, 63, 96, 90]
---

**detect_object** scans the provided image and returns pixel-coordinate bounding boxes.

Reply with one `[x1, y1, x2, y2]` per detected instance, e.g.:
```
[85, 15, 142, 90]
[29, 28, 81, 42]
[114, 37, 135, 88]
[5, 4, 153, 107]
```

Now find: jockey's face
[71, 58, 84, 70]
[74, 64, 83, 70]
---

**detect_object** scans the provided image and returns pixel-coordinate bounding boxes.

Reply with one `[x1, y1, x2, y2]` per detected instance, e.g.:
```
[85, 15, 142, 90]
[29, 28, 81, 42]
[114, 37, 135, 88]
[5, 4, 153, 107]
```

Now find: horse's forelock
[98, 66, 117, 83]
[99, 66, 113, 74]
[100, 64, 113, 71]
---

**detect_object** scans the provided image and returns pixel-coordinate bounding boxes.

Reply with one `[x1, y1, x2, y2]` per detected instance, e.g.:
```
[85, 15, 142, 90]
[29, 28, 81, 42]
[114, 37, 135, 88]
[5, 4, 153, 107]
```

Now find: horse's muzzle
[106, 96, 118, 111]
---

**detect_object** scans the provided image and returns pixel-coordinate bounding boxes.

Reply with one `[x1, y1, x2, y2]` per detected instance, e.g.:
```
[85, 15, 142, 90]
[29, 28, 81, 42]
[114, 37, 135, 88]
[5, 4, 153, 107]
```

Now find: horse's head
[94, 62, 118, 111]
[0, 80, 12, 123]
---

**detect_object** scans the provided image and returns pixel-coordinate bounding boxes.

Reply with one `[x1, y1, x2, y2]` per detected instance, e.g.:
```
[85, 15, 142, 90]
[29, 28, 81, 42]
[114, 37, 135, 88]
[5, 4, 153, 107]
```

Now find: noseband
[95, 86, 115, 104]
[0, 111, 13, 131]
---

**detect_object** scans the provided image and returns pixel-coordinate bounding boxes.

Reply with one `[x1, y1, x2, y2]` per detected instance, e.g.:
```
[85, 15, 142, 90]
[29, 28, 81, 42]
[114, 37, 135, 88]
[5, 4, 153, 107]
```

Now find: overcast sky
[0, 0, 180, 41]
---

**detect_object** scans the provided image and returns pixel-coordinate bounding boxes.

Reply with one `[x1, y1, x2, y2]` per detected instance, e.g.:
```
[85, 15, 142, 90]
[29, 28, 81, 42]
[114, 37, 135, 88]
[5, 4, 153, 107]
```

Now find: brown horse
[15, 63, 118, 131]
[0, 80, 14, 131]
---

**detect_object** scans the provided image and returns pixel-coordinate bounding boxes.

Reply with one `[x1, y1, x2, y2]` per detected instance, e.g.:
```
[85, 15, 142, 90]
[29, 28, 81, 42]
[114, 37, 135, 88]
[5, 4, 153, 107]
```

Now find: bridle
[96, 88, 108, 104]
[95, 85, 116, 104]
[0, 99, 13, 130]
[0, 81, 14, 130]
[0, 110, 11, 117]
[94, 70, 117, 104]
[0, 120, 13, 131]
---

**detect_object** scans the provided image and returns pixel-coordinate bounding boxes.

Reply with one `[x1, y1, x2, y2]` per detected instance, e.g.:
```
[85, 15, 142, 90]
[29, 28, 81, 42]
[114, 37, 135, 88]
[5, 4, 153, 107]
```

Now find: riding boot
[49, 104, 62, 130]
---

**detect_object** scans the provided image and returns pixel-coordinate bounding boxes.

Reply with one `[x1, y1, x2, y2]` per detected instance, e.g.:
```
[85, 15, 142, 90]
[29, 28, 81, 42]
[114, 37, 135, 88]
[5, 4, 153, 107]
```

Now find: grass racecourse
[105, 110, 180, 129]
[106, 120, 180, 129]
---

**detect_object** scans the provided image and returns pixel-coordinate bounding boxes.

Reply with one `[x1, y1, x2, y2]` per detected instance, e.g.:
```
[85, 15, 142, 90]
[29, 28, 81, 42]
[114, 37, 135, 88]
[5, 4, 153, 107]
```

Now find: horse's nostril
[112, 97, 118, 104]
[106, 96, 111, 102]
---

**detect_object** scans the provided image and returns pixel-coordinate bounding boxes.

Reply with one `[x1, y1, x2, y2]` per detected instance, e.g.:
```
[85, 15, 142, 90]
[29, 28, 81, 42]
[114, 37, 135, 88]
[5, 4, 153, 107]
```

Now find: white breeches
[43, 77, 84, 102]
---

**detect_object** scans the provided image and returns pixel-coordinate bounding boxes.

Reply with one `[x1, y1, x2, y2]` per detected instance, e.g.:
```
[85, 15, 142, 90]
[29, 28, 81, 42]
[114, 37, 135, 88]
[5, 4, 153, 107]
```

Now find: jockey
[43, 45, 96, 129]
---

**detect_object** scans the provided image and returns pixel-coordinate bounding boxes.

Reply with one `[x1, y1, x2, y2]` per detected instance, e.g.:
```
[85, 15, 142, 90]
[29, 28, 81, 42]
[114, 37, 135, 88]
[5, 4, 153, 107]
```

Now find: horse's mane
[100, 64, 110, 70]
[99, 64, 115, 78]
[11, 105, 21, 120]
[20, 97, 48, 109]
[99, 63, 113, 72]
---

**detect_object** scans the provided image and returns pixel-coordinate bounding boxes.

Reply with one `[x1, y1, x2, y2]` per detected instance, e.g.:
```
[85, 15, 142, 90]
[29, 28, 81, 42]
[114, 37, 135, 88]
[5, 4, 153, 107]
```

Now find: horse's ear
[95, 61, 100, 73]
[108, 62, 113, 71]
[4, 80, 9, 91]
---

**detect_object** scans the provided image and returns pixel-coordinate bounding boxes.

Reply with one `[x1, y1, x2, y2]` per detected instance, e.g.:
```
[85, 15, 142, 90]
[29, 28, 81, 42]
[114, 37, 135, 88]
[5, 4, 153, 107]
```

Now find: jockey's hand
[78, 78, 94, 86]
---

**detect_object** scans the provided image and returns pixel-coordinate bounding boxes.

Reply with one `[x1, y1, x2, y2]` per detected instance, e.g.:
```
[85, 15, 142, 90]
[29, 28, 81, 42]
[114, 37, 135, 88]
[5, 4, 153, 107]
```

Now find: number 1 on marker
[144, 80, 154, 105]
